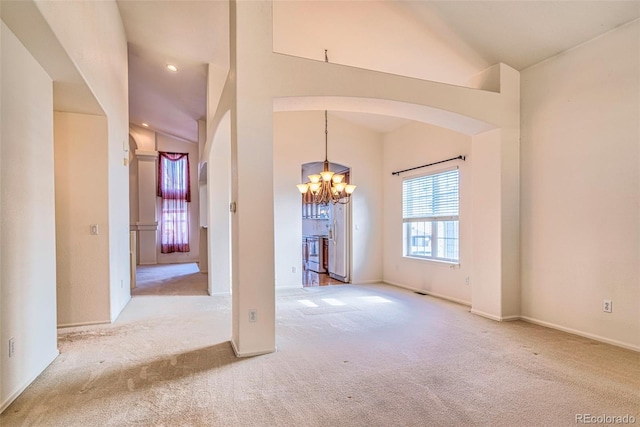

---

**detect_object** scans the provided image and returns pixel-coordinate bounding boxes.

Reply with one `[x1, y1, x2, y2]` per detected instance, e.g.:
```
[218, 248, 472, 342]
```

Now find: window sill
[403, 256, 460, 268]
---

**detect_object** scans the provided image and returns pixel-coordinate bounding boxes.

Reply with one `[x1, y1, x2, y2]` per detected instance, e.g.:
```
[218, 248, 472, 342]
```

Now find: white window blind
[402, 168, 459, 262]
[402, 168, 459, 221]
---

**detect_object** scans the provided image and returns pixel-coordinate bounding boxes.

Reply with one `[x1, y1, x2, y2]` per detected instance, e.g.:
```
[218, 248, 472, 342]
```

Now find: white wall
[129, 125, 157, 265]
[208, 111, 232, 296]
[470, 129, 504, 317]
[274, 111, 384, 287]
[130, 125, 155, 151]
[218, 1, 518, 356]
[54, 112, 111, 326]
[1, 22, 58, 412]
[273, 0, 488, 87]
[128, 135, 139, 227]
[34, 0, 131, 322]
[521, 21, 640, 350]
[382, 121, 472, 304]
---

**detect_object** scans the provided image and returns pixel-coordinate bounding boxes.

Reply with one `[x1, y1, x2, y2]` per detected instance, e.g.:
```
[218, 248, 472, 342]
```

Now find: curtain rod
[391, 155, 466, 176]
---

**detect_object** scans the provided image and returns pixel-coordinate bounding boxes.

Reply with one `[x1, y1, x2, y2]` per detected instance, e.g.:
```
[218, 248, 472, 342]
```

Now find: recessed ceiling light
[141, 122, 149, 127]
[166, 64, 178, 72]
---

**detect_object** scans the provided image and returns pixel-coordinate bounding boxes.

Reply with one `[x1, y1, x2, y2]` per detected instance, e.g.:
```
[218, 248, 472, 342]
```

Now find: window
[157, 152, 191, 253]
[402, 168, 459, 263]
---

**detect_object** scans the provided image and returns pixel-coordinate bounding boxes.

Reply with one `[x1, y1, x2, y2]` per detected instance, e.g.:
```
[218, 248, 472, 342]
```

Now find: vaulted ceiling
[117, 1, 639, 141]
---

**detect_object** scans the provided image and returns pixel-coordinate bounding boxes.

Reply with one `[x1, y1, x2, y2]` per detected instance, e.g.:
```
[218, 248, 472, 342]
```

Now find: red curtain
[158, 152, 190, 253]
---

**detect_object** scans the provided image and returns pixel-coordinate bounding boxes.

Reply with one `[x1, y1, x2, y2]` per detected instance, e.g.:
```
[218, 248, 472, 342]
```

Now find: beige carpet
[133, 263, 208, 296]
[1, 275, 638, 426]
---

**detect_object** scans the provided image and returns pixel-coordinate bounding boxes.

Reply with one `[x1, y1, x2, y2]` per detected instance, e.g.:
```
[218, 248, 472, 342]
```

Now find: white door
[329, 203, 349, 281]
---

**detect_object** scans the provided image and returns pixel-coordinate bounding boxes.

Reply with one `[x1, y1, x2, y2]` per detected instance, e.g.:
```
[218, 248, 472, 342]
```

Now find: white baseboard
[209, 291, 231, 296]
[382, 281, 638, 351]
[57, 320, 110, 329]
[111, 294, 132, 323]
[470, 309, 519, 322]
[230, 339, 276, 358]
[383, 280, 471, 307]
[520, 315, 640, 352]
[0, 349, 59, 414]
[275, 284, 304, 289]
[353, 279, 384, 285]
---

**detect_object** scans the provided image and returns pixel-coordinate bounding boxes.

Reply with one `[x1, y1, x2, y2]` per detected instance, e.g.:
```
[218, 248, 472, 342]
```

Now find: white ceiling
[422, 0, 640, 71]
[117, 1, 640, 140]
[117, 0, 228, 142]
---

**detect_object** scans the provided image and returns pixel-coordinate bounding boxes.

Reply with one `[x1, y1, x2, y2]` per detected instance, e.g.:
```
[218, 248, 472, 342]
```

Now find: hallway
[133, 263, 208, 296]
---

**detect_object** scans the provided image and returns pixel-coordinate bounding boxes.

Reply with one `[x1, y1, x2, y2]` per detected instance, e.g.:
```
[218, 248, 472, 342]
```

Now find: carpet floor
[133, 263, 208, 296]
[1, 271, 638, 426]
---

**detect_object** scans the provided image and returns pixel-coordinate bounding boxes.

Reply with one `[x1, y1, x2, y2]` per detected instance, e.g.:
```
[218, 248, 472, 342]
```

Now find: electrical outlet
[465, 276, 470, 285]
[8, 338, 15, 358]
[90, 224, 99, 235]
[292, 266, 297, 273]
[603, 300, 612, 313]
[249, 309, 257, 323]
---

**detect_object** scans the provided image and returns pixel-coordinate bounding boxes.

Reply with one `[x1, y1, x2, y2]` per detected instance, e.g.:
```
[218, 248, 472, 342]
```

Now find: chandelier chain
[325, 111, 328, 162]
[293, 48, 356, 205]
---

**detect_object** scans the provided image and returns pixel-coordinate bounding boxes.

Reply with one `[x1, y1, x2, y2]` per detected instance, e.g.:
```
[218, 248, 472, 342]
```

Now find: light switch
[90, 224, 99, 235]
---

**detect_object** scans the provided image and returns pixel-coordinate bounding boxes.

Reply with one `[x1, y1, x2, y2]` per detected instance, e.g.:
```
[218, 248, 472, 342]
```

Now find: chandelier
[296, 110, 356, 205]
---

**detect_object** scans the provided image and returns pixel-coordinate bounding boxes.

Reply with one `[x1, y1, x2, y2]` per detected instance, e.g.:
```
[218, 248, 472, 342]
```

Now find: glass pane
[435, 220, 459, 261]
[405, 222, 432, 257]
[404, 220, 458, 262]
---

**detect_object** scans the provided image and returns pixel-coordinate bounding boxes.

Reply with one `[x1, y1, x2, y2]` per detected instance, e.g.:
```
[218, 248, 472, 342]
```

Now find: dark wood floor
[302, 269, 347, 287]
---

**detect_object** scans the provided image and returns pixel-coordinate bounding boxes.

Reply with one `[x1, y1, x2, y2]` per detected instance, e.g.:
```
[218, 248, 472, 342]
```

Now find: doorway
[133, 263, 207, 296]
[300, 161, 352, 287]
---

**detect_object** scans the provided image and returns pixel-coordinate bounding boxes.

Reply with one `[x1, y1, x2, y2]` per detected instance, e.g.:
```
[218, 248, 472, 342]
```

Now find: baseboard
[469, 309, 520, 322]
[230, 339, 276, 358]
[111, 294, 132, 323]
[353, 279, 384, 285]
[209, 291, 231, 296]
[381, 281, 638, 352]
[520, 316, 640, 352]
[0, 349, 59, 414]
[383, 280, 471, 307]
[57, 320, 110, 329]
[275, 284, 304, 289]
[157, 259, 199, 265]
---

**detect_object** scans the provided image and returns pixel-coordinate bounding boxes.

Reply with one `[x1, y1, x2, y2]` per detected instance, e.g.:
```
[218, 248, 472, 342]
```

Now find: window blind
[402, 168, 459, 221]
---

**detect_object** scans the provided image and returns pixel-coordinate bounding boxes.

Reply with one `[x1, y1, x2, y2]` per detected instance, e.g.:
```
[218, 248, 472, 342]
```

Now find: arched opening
[300, 160, 353, 287]
[207, 110, 233, 296]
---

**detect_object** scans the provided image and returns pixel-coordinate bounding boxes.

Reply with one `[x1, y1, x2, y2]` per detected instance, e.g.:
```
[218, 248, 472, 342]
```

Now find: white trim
[383, 280, 471, 307]
[135, 221, 158, 231]
[403, 256, 460, 268]
[209, 291, 231, 297]
[469, 309, 503, 321]
[352, 279, 384, 285]
[57, 320, 110, 329]
[275, 284, 304, 290]
[0, 350, 59, 413]
[469, 309, 519, 322]
[135, 149, 158, 159]
[520, 316, 640, 353]
[230, 339, 276, 358]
